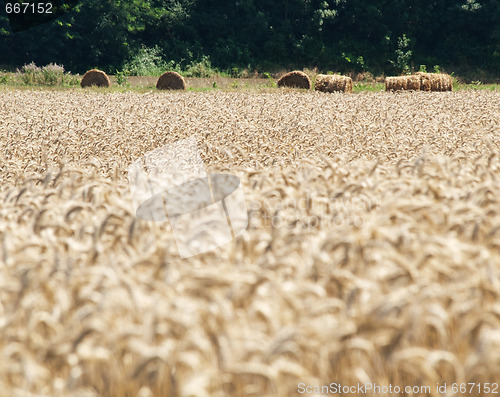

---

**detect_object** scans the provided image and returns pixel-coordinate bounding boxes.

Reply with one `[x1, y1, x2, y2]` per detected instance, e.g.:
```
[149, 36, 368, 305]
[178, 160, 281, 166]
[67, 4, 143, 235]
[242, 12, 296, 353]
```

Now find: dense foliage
[0, 0, 499, 76]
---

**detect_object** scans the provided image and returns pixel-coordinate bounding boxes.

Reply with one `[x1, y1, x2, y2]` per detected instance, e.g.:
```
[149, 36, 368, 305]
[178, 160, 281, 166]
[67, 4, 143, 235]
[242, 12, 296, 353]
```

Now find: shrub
[115, 70, 130, 86]
[19, 62, 42, 85]
[341, 53, 365, 73]
[184, 56, 217, 78]
[63, 74, 81, 86]
[228, 67, 241, 78]
[390, 34, 412, 74]
[19, 62, 65, 86]
[42, 63, 64, 85]
[124, 46, 170, 76]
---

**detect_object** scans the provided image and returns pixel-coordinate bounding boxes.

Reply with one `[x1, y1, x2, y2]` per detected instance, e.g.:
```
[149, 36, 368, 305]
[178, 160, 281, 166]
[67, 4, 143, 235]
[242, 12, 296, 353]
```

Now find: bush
[18, 62, 66, 86]
[19, 62, 42, 85]
[115, 70, 130, 86]
[340, 53, 366, 73]
[228, 67, 241, 78]
[184, 56, 217, 78]
[42, 63, 65, 85]
[124, 46, 172, 76]
[64, 74, 81, 86]
[390, 34, 412, 74]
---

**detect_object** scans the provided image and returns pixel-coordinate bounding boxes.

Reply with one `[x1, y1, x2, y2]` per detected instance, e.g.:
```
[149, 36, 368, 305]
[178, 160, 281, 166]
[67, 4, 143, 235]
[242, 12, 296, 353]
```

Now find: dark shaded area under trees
[0, 0, 498, 79]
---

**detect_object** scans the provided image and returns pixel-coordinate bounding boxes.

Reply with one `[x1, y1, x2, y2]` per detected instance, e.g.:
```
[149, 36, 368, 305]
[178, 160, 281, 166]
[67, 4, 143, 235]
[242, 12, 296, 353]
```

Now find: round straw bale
[416, 72, 453, 92]
[315, 74, 353, 93]
[385, 75, 421, 91]
[406, 75, 421, 91]
[80, 69, 110, 88]
[385, 76, 405, 91]
[277, 71, 311, 89]
[416, 72, 432, 91]
[156, 71, 186, 90]
[441, 74, 453, 91]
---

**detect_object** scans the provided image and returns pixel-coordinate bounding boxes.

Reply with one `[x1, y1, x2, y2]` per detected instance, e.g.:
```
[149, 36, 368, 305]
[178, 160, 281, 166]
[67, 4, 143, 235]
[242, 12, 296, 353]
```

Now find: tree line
[0, 0, 499, 78]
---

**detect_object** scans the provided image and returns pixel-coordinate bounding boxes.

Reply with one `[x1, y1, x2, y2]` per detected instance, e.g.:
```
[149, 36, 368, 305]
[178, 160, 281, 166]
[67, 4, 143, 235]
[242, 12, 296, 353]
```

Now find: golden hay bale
[315, 74, 353, 93]
[385, 75, 421, 91]
[442, 74, 453, 91]
[406, 75, 421, 91]
[156, 71, 186, 90]
[385, 76, 406, 91]
[277, 71, 311, 89]
[416, 72, 453, 92]
[417, 72, 432, 92]
[80, 69, 110, 88]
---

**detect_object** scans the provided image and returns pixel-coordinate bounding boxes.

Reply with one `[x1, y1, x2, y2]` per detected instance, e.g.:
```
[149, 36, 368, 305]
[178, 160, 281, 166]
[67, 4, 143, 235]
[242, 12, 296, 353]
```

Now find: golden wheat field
[1, 89, 500, 397]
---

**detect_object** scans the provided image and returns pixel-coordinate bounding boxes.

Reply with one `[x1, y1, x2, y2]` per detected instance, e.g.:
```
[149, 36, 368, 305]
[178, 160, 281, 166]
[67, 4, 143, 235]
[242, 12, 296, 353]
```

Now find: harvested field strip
[0, 91, 500, 396]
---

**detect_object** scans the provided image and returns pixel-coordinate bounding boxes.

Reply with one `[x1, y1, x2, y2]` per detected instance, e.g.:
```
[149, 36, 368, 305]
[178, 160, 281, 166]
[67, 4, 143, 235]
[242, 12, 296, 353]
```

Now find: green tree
[0, 0, 499, 77]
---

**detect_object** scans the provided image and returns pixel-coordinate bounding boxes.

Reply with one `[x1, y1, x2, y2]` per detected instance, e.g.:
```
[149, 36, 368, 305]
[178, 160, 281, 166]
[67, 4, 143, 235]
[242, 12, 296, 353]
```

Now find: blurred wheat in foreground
[0, 90, 500, 397]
